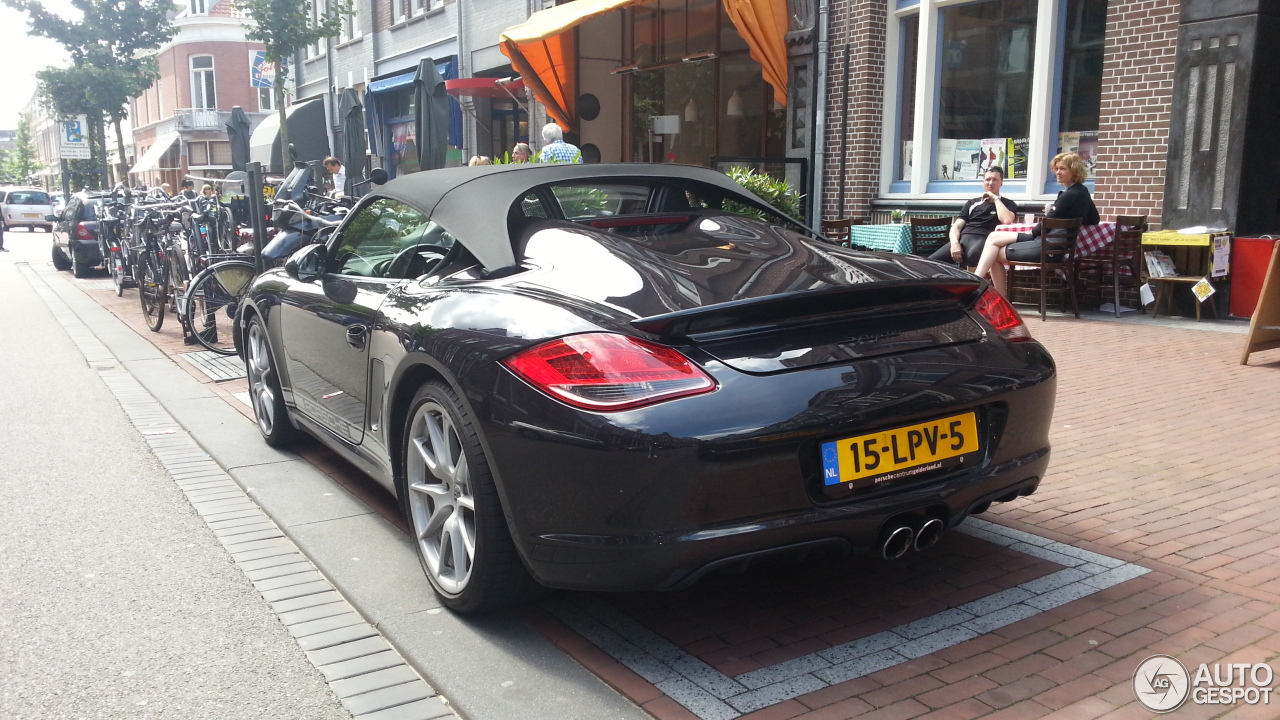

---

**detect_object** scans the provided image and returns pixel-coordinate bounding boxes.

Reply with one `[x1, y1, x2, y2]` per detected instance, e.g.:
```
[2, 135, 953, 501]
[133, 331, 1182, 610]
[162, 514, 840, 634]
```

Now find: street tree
[5, 113, 41, 183]
[235, 0, 348, 169]
[4, 0, 175, 182]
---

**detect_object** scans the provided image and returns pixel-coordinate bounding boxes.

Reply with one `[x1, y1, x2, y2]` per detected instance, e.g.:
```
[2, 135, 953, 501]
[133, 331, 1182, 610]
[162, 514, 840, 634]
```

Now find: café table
[993, 221, 1118, 260]
[846, 223, 914, 254]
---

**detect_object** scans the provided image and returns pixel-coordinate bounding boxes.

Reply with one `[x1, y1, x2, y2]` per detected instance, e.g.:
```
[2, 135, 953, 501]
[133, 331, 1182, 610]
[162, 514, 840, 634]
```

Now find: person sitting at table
[928, 167, 1019, 280]
[971, 152, 1100, 296]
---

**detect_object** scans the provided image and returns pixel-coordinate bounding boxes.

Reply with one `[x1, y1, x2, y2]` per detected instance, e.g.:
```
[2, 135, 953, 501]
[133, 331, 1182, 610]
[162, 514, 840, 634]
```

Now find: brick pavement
[68, 267, 1280, 719]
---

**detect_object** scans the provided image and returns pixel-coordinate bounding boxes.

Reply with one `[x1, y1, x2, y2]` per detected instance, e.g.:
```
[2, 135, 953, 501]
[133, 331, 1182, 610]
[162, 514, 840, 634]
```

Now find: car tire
[402, 381, 537, 613]
[52, 245, 72, 271]
[244, 315, 300, 447]
[72, 253, 91, 278]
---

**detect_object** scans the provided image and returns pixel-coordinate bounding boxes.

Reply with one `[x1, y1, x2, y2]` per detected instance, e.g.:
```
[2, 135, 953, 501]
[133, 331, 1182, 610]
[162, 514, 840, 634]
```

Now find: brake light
[974, 288, 1032, 343]
[502, 333, 716, 411]
[75, 222, 93, 240]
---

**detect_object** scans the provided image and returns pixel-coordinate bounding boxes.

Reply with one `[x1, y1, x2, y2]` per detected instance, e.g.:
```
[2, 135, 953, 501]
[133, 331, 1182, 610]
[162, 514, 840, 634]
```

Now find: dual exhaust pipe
[879, 517, 944, 560]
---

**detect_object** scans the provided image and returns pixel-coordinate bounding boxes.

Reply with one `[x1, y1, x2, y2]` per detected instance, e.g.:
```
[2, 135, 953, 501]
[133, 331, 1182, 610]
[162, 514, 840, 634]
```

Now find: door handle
[345, 324, 368, 349]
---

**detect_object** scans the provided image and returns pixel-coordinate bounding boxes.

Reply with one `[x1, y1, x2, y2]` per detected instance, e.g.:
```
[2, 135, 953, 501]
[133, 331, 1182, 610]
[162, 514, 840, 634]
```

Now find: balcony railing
[175, 108, 223, 130]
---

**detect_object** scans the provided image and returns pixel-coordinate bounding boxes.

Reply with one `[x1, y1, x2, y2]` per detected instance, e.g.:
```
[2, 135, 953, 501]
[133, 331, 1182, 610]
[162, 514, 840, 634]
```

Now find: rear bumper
[469, 339, 1057, 592]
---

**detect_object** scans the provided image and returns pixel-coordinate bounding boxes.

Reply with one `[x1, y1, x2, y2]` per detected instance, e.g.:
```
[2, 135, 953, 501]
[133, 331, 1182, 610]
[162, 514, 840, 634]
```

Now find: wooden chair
[1075, 215, 1147, 317]
[822, 218, 854, 246]
[909, 217, 951, 257]
[1007, 217, 1081, 321]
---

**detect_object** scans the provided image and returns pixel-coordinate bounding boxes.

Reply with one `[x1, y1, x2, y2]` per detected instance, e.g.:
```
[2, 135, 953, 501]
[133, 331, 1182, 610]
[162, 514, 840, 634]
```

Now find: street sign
[59, 115, 91, 159]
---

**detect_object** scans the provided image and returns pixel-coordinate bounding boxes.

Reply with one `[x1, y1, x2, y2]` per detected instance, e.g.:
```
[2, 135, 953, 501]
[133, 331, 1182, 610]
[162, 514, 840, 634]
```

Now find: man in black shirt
[929, 166, 1019, 269]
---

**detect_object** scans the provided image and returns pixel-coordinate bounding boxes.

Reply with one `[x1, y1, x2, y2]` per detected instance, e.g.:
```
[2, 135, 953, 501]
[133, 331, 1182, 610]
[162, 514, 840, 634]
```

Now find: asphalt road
[0, 229, 352, 720]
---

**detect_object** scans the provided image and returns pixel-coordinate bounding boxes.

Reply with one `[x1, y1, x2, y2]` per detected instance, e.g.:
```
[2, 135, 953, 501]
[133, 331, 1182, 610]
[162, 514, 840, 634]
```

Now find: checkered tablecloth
[847, 223, 914, 254]
[994, 222, 1117, 259]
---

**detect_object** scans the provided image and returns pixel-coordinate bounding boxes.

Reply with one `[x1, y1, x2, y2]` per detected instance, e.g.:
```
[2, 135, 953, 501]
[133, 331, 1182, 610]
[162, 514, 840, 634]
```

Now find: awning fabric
[445, 77, 526, 98]
[129, 132, 179, 174]
[368, 70, 416, 94]
[722, 0, 789, 106]
[499, 0, 789, 131]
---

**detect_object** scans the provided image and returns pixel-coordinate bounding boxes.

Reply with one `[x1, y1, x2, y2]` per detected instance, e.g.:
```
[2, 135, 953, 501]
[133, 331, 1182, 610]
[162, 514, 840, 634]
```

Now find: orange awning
[500, 0, 789, 132]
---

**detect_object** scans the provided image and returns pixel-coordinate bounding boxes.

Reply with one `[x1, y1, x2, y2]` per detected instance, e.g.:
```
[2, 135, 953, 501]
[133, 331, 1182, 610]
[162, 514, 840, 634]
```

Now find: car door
[56, 196, 80, 252]
[279, 197, 434, 445]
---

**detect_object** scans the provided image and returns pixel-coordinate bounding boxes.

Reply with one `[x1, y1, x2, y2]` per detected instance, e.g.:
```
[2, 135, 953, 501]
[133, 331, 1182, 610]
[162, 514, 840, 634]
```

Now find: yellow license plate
[23, 213, 40, 218]
[821, 412, 980, 489]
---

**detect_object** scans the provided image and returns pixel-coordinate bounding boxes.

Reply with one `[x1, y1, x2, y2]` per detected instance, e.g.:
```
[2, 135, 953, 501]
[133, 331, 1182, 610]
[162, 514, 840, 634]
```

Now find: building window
[1057, 0, 1106, 176]
[188, 141, 233, 167]
[189, 0, 207, 15]
[189, 141, 209, 166]
[190, 56, 216, 110]
[259, 87, 277, 112]
[339, 3, 360, 42]
[887, 0, 1106, 196]
[625, 0, 783, 166]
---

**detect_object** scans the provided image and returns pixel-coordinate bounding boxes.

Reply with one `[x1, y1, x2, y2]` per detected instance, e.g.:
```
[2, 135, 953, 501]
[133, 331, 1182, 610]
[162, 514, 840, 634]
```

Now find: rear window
[81, 200, 99, 220]
[8, 191, 50, 205]
[550, 184, 650, 220]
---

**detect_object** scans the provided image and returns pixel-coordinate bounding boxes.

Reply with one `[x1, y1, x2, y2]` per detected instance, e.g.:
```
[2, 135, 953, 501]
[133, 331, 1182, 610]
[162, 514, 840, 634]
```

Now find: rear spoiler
[630, 278, 985, 342]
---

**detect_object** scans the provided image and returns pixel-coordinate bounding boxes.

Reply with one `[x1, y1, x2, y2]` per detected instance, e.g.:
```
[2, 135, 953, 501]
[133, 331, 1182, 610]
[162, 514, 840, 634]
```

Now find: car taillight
[75, 222, 93, 239]
[974, 288, 1032, 343]
[502, 333, 716, 411]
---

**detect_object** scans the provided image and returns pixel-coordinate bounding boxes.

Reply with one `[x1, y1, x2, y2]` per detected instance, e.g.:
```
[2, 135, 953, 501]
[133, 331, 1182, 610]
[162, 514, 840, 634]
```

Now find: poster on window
[979, 139, 1006, 178]
[955, 139, 981, 180]
[1057, 132, 1080, 156]
[1006, 137, 1028, 179]
[901, 141, 913, 181]
[1077, 131, 1098, 174]
[390, 121, 420, 177]
[935, 139, 957, 180]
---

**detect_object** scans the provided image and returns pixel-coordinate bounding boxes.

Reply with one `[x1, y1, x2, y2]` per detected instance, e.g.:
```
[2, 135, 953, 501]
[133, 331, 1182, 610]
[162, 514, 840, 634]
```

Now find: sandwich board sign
[59, 115, 91, 159]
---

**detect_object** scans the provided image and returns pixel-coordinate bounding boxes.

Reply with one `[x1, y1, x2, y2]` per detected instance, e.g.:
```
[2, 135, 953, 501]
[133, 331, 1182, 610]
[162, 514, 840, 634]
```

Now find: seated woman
[972, 152, 1100, 295]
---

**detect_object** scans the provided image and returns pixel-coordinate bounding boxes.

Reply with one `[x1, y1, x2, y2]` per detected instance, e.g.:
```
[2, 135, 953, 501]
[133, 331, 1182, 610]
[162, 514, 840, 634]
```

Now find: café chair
[1075, 215, 1147, 317]
[909, 217, 951, 257]
[822, 218, 855, 246]
[1007, 217, 1081, 321]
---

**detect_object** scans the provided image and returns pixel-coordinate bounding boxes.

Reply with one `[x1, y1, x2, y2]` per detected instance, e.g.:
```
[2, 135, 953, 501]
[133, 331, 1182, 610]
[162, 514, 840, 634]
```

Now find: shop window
[897, 15, 919, 182]
[632, 63, 715, 165]
[1057, 0, 1106, 175]
[935, 0, 1037, 182]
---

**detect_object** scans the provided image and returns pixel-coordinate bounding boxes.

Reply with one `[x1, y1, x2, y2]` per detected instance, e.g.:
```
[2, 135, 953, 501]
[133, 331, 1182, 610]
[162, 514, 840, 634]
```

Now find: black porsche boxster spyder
[237, 163, 1055, 613]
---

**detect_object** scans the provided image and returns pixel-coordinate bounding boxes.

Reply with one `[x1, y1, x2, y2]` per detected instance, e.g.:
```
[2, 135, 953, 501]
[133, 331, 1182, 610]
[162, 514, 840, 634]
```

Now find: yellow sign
[1142, 230, 1230, 247]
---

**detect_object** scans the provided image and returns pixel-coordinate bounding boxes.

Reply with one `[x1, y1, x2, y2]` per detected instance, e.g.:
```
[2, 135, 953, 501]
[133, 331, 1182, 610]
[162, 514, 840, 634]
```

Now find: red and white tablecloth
[993, 222, 1117, 259]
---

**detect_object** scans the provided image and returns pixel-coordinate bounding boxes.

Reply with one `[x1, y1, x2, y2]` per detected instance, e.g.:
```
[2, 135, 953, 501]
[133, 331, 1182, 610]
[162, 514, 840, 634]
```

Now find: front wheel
[402, 382, 537, 613]
[138, 250, 168, 332]
[184, 260, 255, 356]
[244, 315, 300, 447]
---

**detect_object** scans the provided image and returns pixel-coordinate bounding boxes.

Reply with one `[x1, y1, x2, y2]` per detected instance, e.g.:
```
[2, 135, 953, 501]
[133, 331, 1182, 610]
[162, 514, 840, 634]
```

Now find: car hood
[512, 214, 973, 322]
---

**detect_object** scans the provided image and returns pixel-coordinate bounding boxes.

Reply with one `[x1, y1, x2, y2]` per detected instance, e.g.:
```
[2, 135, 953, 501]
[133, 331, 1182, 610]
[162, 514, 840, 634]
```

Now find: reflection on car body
[238, 163, 1056, 613]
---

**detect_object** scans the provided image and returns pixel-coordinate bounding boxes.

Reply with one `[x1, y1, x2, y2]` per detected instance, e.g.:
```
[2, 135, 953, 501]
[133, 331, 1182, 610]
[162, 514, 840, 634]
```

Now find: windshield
[275, 165, 314, 205]
[8, 191, 50, 205]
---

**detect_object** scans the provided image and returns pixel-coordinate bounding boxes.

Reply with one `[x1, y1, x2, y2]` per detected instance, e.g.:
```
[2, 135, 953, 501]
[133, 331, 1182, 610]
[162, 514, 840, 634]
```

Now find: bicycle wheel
[138, 249, 168, 332]
[183, 259, 256, 355]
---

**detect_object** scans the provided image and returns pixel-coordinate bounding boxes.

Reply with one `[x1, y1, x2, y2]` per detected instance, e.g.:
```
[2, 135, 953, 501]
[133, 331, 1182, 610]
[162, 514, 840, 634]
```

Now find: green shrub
[723, 167, 804, 221]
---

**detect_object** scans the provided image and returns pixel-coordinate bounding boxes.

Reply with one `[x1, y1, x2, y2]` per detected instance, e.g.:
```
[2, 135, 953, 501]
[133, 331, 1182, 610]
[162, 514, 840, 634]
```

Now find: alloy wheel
[246, 321, 276, 436]
[406, 400, 476, 595]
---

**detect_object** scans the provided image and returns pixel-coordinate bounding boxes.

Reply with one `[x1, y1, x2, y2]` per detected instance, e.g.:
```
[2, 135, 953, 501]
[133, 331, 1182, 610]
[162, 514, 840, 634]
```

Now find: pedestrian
[511, 143, 532, 163]
[201, 184, 215, 198]
[323, 156, 347, 195]
[180, 179, 198, 200]
[537, 123, 582, 164]
[468, 155, 491, 166]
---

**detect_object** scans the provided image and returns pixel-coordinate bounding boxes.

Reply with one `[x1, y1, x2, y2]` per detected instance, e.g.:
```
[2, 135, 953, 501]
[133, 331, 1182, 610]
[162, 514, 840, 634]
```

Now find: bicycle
[181, 254, 256, 355]
[132, 200, 186, 332]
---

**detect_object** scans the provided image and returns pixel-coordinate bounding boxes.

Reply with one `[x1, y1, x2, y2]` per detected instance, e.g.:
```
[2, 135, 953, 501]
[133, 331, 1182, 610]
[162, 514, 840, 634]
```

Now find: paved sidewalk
[21, 223, 1280, 720]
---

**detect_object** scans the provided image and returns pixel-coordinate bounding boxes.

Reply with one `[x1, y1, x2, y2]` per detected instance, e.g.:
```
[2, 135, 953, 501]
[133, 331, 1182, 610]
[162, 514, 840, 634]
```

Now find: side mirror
[45, 213, 61, 222]
[285, 243, 328, 283]
[369, 168, 389, 186]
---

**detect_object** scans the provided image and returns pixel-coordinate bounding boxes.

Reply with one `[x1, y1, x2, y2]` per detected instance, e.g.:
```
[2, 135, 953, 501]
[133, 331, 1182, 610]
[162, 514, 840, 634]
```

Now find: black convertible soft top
[366, 163, 802, 271]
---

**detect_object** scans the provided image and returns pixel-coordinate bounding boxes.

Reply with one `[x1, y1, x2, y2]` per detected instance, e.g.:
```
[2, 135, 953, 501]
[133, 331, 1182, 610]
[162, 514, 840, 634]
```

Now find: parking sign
[60, 115, 91, 159]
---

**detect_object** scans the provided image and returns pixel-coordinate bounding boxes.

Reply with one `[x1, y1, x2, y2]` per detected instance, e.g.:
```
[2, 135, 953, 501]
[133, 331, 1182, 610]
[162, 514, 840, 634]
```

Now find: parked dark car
[237, 164, 1056, 613]
[50, 194, 104, 278]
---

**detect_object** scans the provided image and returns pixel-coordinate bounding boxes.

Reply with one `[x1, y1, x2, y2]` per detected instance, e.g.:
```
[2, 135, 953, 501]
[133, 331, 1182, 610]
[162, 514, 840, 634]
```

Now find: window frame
[190, 54, 217, 110]
[880, 0, 1095, 202]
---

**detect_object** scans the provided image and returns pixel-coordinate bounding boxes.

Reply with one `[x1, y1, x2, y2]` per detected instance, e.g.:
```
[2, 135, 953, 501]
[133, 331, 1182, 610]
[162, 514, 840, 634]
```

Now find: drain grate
[182, 350, 248, 382]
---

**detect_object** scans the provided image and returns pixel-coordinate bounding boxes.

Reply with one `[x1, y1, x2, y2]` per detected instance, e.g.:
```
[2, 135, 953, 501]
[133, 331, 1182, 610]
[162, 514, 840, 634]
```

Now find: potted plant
[890, 210, 905, 223]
